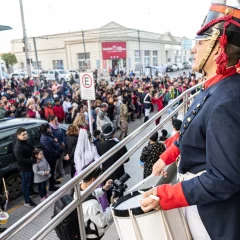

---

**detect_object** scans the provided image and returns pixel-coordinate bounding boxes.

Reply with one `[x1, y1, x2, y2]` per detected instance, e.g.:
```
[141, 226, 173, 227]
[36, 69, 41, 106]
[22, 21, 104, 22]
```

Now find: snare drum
[112, 190, 191, 240]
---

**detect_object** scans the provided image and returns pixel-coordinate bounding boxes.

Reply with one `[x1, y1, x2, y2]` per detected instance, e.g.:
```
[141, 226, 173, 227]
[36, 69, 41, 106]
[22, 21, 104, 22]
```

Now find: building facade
[11, 22, 192, 74]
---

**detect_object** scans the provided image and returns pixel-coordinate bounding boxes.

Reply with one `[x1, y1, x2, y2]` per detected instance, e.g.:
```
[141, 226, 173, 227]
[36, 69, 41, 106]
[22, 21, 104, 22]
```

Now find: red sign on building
[102, 42, 126, 60]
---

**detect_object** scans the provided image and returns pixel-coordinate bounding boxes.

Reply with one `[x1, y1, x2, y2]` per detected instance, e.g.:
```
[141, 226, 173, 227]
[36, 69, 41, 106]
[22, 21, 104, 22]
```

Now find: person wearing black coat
[40, 123, 61, 191]
[13, 128, 36, 207]
[65, 124, 79, 178]
[97, 124, 129, 202]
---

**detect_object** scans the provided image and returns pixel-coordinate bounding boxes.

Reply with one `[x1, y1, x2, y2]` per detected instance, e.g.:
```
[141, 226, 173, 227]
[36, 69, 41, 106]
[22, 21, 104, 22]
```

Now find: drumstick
[138, 190, 160, 201]
[127, 174, 155, 193]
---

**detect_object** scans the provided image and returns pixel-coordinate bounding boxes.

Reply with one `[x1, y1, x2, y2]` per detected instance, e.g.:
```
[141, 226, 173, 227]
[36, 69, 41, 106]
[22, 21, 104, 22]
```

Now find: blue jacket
[178, 74, 240, 239]
[40, 134, 60, 161]
[50, 126, 65, 144]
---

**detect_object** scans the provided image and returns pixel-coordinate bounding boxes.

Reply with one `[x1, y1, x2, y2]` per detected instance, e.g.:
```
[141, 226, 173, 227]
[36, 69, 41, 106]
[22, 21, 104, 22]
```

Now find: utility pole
[81, 30, 87, 71]
[19, 0, 31, 76]
[138, 30, 142, 76]
[33, 37, 39, 70]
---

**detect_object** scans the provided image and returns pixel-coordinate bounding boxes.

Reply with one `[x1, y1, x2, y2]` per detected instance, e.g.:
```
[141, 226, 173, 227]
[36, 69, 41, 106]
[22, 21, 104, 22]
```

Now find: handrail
[32, 103, 183, 240]
[0, 82, 203, 240]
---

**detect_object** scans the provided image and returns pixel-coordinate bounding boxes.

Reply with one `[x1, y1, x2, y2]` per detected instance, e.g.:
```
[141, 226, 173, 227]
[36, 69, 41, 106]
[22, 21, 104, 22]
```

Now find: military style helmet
[195, 0, 240, 74]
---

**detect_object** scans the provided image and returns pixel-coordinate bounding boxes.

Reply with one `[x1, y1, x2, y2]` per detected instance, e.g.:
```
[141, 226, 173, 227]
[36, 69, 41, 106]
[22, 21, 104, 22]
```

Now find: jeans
[55, 152, 65, 178]
[48, 159, 57, 189]
[20, 171, 33, 204]
[38, 181, 47, 198]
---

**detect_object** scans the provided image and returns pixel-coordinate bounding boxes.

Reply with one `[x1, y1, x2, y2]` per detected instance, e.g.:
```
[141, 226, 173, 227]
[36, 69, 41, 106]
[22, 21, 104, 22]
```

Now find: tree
[1, 53, 18, 73]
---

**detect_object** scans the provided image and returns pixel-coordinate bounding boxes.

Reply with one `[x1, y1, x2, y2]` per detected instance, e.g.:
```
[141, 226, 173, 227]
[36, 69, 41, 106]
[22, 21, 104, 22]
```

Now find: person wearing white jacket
[74, 163, 116, 239]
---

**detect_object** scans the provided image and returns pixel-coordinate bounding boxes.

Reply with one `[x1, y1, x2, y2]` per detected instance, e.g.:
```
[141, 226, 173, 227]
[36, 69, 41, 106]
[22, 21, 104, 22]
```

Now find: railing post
[74, 185, 87, 240]
[183, 93, 188, 116]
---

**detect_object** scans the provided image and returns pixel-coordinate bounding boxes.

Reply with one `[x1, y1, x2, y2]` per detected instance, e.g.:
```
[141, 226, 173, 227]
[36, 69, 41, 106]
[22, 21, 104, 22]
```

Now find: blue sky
[0, 0, 238, 53]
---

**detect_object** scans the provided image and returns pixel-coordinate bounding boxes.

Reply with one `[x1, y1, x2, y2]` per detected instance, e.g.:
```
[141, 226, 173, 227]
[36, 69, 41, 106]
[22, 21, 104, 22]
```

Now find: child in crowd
[32, 148, 51, 201]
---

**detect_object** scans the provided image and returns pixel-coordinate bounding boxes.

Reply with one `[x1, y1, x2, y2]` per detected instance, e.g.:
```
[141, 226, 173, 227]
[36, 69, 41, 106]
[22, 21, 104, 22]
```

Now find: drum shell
[112, 191, 190, 240]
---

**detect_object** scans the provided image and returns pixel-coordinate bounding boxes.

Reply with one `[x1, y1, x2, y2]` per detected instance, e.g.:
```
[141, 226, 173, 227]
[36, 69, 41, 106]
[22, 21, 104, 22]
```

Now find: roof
[0, 25, 12, 31]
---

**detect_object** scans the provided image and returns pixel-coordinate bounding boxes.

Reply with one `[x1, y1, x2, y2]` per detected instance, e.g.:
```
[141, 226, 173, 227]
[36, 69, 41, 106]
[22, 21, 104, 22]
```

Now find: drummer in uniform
[142, 86, 152, 123]
[140, 1, 240, 239]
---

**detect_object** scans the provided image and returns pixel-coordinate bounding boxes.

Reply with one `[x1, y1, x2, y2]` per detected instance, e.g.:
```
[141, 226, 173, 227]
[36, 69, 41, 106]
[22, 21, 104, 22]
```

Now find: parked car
[183, 61, 192, 69]
[42, 69, 69, 82]
[166, 65, 178, 72]
[9, 73, 26, 80]
[174, 63, 184, 71]
[0, 118, 68, 200]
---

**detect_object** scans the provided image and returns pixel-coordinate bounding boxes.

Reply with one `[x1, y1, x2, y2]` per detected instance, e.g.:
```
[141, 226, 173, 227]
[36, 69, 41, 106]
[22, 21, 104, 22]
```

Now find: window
[26, 127, 41, 148]
[144, 51, 150, 67]
[78, 53, 91, 71]
[134, 50, 140, 63]
[0, 136, 12, 156]
[152, 51, 158, 66]
[32, 61, 42, 69]
[52, 60, 64, 70]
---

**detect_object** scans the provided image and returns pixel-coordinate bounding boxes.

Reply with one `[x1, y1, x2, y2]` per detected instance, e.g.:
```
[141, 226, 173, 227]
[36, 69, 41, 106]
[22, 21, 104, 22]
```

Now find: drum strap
[160, 211, 173, 240]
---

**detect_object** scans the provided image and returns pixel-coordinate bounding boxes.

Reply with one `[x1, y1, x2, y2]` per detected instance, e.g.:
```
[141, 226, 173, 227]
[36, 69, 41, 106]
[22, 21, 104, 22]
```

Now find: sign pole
[79, 72, 95, 136]
[88, 100, 93, 135]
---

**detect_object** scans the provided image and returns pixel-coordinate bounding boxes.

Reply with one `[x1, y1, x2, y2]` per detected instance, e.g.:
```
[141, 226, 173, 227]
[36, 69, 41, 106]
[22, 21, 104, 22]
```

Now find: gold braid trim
[198, 29, 221, 73]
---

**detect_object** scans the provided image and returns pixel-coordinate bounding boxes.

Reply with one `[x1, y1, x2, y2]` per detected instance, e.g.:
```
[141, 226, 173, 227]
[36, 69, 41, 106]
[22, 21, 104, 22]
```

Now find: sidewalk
[3, 110, 173, 239]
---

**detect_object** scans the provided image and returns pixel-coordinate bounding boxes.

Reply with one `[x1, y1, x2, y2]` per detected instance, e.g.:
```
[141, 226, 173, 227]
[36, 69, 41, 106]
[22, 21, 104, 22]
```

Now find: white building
[11, 22, 192, 74]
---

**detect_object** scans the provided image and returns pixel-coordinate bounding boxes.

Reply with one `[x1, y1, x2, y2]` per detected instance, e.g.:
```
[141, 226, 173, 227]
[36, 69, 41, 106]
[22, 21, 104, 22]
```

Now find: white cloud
[0, 0, 239, 53]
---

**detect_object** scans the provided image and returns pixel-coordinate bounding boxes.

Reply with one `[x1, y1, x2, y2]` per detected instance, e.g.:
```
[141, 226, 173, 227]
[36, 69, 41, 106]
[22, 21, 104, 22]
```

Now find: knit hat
[102, 124, 116, 139]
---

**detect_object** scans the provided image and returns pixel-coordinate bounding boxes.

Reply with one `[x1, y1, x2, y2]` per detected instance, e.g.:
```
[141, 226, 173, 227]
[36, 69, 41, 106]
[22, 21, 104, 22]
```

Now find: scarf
[49, 122, 60, 130]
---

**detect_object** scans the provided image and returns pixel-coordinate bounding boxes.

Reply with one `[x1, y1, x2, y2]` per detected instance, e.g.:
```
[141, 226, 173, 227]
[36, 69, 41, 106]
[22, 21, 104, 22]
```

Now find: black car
[166, 64, 178, 72]
[0, 118, 68, 200]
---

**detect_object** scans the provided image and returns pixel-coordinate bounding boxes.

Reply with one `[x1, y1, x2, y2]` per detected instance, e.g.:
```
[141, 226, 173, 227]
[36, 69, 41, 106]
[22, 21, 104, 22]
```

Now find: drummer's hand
[152, 158, 167, 177]
[103, 179, 113, 191]
[140, 187, 161, 212]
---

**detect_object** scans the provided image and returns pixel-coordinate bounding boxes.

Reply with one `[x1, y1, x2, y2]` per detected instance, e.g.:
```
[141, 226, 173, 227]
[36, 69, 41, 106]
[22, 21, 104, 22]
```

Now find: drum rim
[112, 188, 154, 217]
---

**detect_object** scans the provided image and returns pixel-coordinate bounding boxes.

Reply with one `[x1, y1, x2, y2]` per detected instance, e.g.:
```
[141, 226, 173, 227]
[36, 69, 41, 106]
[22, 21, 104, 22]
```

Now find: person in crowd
[40, 123, 61, 191]
[75, 162, 116, 239]
[73, 113, 88, 129]
[48, 115, 66, 179]
[140, 132, 165, 178]
[74, 128, 99, 175]
[32, 148, 51, 201]
[62, 96, 72, 114]
[97, 103, 112, 131]
[65, 107, 73, 124]
[142, 86, 152, 123]
[159, 129, 170, 142]
[97, 124, 129, 202]
[119, 98, 131, 140]
[13, 128, 36, 207]
[0, 100, 6, 119]
[93, 130, 102, 149]
[53, 98, 65, 123]
[44, 102, 54, 120]
[65, 124, 79, 178]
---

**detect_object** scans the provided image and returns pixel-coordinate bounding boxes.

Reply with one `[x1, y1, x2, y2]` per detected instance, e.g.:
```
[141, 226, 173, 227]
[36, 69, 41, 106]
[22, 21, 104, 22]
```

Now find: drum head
[112, 189, 153, 217]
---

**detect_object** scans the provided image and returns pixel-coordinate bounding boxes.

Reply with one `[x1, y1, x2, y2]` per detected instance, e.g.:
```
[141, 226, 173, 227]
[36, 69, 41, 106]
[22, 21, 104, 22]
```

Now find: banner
[102, 42, 126, 60]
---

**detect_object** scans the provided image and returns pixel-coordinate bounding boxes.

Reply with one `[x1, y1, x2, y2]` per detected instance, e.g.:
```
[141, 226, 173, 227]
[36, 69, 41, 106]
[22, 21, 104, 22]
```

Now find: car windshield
[58, 71, 66, 74]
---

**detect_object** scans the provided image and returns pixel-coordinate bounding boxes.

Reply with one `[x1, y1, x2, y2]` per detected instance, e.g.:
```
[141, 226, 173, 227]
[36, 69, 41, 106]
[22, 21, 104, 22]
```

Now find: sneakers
[40, 197, 46, 202]
[24, 201, 37, 207]
[45, 193, 49, 198]
[54, 180, 61, 185]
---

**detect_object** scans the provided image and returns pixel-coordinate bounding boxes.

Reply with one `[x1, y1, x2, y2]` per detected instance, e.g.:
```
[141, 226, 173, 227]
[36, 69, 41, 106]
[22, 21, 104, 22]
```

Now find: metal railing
[0, 82, 203, 240]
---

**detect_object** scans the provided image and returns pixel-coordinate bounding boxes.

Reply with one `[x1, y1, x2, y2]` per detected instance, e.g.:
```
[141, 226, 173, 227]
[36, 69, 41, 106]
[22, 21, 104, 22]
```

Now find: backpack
[52, 194, 101, 240]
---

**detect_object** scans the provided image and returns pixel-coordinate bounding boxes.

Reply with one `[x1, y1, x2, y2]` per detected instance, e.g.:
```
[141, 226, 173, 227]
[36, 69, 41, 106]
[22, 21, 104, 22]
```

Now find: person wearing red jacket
[53, 98, 65, 123]
[140, 2, 240, 239]
[151, 89, 165, 125]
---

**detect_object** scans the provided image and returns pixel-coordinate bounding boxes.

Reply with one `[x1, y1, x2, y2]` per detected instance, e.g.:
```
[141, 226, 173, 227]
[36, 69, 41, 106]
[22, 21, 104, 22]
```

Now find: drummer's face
[191, 40, 210, 72]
